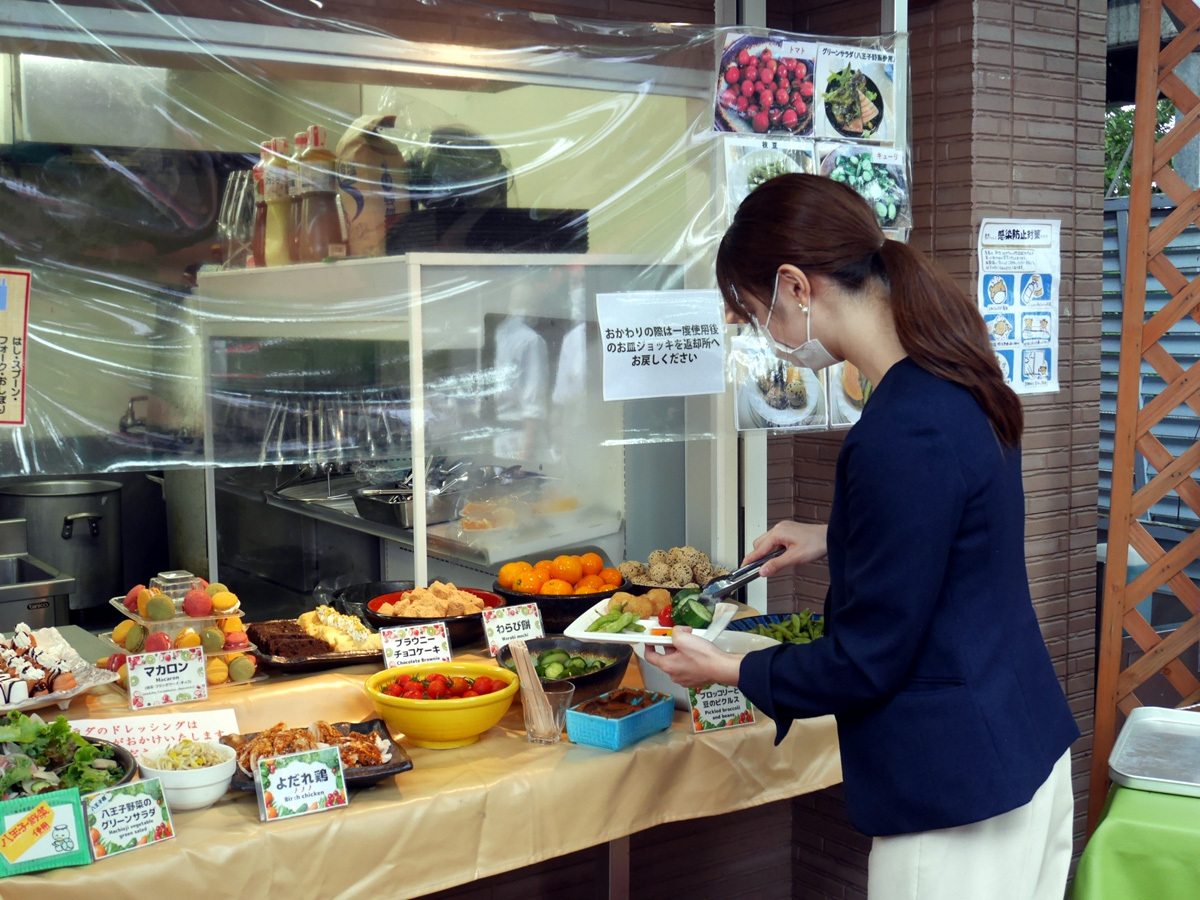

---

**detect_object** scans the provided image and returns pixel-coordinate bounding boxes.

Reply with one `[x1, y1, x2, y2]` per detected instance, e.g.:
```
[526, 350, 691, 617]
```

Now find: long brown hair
[716, 174, 1023, 446]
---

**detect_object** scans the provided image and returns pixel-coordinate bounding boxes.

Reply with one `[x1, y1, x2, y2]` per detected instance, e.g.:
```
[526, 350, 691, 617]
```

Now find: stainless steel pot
[0, 479, 122, 610]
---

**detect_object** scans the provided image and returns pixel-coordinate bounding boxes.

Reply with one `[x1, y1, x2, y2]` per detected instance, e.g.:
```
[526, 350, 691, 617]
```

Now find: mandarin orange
[549, 555, 584, 585]
[512, 569, 548, 594]
[497, 561, 533, 589]
[598, 567, 623, 587]
[579, 552, 604, 578]
[540, 578, 574, 595]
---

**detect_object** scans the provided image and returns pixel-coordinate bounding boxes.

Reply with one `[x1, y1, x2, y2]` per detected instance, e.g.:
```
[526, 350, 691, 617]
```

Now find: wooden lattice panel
[1092, 0, 1200, 830]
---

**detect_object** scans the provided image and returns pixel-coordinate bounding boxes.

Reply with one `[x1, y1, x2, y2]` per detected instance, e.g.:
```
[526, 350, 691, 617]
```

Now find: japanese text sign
[380, 622, 453, 668]
[126, 647, 207, 709]
[84, 779, 174, 860]
[596, 290, 726, 401]
[72, 709, 240, 758]
[0, 269, 29, 426]
[0, 790, 90, 877]
[255, 747, 347, 822]
[688, 683, 756, 732]
[481, 603, 544, 656]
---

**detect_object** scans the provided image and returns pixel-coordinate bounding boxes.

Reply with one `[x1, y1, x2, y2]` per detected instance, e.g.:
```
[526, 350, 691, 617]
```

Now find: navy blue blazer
[739, 357, 1079, 837]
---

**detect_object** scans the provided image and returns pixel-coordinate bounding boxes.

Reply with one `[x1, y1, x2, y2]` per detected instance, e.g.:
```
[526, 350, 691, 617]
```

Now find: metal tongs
[696, 546, 786, 611]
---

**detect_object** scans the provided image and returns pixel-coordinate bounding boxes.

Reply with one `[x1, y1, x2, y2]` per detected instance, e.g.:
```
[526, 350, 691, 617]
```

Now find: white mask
[759, 273, 840, 371]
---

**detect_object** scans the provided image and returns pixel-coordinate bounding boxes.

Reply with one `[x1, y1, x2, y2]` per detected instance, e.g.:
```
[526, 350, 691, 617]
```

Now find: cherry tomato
[426, 680, 449, 699]
[472, 676, 494, 695]
[657, 606, 674, 627]
[426, 673, 450, 685]
[449, 677, 469, 696]
[461, 690, 479, 698]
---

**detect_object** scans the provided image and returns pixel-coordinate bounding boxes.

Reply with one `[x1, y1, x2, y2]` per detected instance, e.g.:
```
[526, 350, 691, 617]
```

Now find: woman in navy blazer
[642, 175, 1078, 900]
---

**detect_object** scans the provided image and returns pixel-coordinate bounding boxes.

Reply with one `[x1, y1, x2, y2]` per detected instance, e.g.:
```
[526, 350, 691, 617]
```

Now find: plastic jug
[297, 125, 347, 263]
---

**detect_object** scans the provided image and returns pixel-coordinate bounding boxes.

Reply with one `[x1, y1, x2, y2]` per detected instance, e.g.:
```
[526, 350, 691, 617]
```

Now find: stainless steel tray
[1109, 705, 1200, 798]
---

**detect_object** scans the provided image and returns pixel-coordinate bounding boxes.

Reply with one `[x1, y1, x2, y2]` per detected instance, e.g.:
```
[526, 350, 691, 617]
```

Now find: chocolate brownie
[247, 620, 332, 658]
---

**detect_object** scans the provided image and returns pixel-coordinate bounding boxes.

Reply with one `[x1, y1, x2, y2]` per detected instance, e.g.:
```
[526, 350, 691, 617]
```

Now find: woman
[641, 174, 1079, 900]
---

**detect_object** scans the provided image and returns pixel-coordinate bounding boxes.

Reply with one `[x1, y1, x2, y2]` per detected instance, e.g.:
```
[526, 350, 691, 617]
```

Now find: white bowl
[138, 743, 236, 811]
[635, 630, 779, 710]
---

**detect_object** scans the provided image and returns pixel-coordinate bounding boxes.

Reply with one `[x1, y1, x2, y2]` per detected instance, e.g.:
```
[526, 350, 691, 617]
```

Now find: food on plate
[825, 150, 906, 228]
[617, 546, 731, 590]
[498, 553, 622, 596]
[0, 624, 79, 702]
[246, 620, 333, 658]
[459, 501, 518, 531]
[224, 720, 393, 775]
[744, 154, 798, 196]
[143, 631, 172, 653]
[822, 64, 881, 137]
[573, 688, 669, 719]
[717, 44, 815, 135]
[501, 648, 614, 681]
[745, 610, 824, 644]
[842, 362, 873, 409]
[297, 606, 382, 653]
[0, 711, 125, 798]
[669, 590, 715, 628]
[376, 581, 485, 617]
[378, 671, 504, 700]
[143, 739, 227, 770]
[182, 589, 214, 618]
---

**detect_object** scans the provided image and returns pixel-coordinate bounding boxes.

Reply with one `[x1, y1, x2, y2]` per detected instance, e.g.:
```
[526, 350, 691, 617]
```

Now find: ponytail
[876, 239, 1023, 446]
[717, 174, 1023, 447]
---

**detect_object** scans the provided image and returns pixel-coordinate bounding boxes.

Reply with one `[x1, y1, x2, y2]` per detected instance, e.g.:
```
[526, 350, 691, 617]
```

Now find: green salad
[0, 710, 124, 799]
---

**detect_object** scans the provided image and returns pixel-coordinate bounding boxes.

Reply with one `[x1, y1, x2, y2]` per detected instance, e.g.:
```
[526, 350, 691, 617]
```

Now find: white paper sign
[596, 291, 726, 401]
[125, 648, 207, 710]
[380, 622, 453, 668]
[481, 603, 544, 657]
[977, 219, 1061, 395]
[71, 709, 241, 758]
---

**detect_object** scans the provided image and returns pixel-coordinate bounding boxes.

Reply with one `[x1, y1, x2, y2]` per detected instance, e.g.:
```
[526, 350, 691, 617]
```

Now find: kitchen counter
[2, 639, 841, 899]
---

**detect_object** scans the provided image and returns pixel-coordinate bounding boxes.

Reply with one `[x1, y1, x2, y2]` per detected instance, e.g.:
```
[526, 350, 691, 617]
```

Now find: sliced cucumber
[674, 597, 714, 628]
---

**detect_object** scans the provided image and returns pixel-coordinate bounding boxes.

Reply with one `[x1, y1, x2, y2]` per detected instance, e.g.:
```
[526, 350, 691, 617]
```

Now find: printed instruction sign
[0, 269, 30, 426]
[977, 219, 1061, 395]
[72, 709, 240, 758]
[0, 789, 91, 877]
[84, 779, 174, 860]
[481, 603, 544, 657]
[596, 290, 726, 401]
[688, 683, 756, 732]
[380, 622, 453, 668]
[126, 647, 207, 710]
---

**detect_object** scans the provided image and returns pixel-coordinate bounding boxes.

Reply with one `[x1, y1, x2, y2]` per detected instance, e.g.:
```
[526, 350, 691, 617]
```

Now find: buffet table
[2, 628, 841, 899]
[1070, 785, 1200, 900]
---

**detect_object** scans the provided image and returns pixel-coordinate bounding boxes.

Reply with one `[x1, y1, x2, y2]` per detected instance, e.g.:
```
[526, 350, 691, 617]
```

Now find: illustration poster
[977, 219, 1061, 395]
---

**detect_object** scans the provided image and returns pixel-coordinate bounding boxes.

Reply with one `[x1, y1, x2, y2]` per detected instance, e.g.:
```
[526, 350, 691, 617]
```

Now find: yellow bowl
[364, 662, 520, 749]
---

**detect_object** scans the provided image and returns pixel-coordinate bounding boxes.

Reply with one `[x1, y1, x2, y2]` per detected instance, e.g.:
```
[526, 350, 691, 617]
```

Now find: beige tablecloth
[2, 657, 840, 899]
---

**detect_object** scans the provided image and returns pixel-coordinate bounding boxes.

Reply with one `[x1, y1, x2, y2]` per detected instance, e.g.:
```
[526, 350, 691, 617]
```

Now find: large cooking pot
[0, 479, 122, 611]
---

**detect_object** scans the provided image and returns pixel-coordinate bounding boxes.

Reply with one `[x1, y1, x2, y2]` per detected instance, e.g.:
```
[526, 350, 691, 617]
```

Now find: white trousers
[867, 750, 1074, 900]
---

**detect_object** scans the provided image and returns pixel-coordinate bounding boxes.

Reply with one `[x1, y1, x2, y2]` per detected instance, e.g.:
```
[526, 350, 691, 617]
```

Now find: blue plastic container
[565, 688, 674, 750]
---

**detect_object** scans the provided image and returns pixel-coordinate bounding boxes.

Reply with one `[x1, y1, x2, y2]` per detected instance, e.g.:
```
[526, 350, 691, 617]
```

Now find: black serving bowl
[490, 579, 629, 635]
[89, 737, 137, 787]
[335, 580, 504, 649]
[495, 637, 633, 705]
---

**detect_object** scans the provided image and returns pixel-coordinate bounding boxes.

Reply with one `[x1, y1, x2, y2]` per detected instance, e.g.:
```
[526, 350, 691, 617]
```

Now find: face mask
[759, 273, 840, 371]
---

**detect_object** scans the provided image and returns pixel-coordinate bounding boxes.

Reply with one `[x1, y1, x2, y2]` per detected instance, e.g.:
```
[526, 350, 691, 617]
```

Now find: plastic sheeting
[0, 3, 906, 542]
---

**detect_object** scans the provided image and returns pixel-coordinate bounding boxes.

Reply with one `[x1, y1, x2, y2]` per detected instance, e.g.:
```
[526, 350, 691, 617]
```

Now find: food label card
[688, 683, 756, 732]
[127, 648, 207, 709]
[0, 269, 30, 426]
[380, 622, 452, 668]
[596, 290, 726, 401]
[84, 779, 174, 860]
[72, 709, 240, 758]
[481, 603, 544, 656]
[0, 789, 91, 877]
[255, 746, 348, 822]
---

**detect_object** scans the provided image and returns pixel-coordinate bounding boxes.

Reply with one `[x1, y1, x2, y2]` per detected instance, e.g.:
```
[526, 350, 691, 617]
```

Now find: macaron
[222, 631, 250, 651]
[210, 591, 239, 613]
[205, 657, 229, 685]
[182, 589, 213, 618]
[218, 615, 244, 634]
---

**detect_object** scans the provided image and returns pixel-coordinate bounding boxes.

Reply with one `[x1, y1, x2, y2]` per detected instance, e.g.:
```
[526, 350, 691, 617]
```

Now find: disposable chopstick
[510, 639, 554, 735]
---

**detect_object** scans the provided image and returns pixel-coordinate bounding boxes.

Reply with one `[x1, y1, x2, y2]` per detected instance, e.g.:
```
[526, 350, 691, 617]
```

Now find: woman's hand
[742, 521, 828, 576]
[639, 628, 744, 688]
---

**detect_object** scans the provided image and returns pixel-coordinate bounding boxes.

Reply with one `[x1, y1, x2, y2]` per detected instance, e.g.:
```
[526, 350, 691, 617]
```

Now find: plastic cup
[524, 682, 575, 744]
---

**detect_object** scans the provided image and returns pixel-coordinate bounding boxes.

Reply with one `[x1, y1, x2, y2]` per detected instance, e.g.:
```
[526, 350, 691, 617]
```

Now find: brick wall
[760, 1, 1105, 897]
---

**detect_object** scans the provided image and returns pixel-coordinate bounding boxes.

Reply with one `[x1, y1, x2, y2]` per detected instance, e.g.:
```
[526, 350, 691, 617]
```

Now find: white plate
[0, 627, 120, 713]
[563, 597, 738, 646]
[728, 148, 804, 208]
[744, 367, 822, 428]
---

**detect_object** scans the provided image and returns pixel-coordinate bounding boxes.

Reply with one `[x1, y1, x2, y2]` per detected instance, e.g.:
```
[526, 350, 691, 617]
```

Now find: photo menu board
[716, 31, 905, 434]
